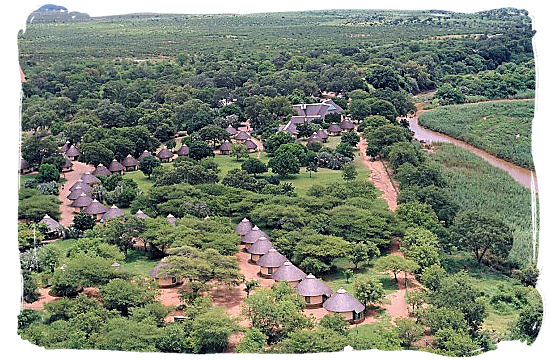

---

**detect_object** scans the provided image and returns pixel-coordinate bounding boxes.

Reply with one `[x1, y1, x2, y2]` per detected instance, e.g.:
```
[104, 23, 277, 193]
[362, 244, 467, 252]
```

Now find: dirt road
[58, 161, 94, 226]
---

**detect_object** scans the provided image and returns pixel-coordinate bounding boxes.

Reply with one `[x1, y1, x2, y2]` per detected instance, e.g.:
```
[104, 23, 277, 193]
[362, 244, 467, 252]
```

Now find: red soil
[58, 161, 94, 226]
[22, 288, 60, 310]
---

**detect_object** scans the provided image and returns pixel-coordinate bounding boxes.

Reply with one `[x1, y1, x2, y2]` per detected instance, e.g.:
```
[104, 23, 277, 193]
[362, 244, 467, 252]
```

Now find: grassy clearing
[430, 143, 535, 266]
[120, 249, 157, 277]
[419, 100, 534, 169]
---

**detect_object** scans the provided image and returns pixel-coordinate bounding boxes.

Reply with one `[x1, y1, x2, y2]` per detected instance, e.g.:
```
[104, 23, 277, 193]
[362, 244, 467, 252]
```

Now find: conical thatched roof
[81, 172, 100, 184]
[177, 144, 189, 156]
[138, 150, 153, 161]
[235, 131, 250, 141]
[135, 209, 150, 219]
[62, 141, 71, 153]
[323, 288, 365, 313]
[72, 193, 93, 208]
[65, 145, 80, 157]
[20, 158, 29, 170]
[226, 125, 238, 135]
[84, 199, 109, 215]
[316, 129, 328, 139]
[157, 147, 174, 159]
[296, 274, 332, 297]
[167, 214, 176, 225]
[150, 262, 170, 278]
[102, 205, 125, 221]
[63, 156, 72, 168]
[256, 248, 288, 268]
[219, 141, 233, 151]
[242, 226, 269, 244]
[235, 218, 253, 235]
[272, 261, 307, 282]
[244, 139, 257, 150]
[247, 237, 273, 255]
[327, 124, 342, 133]
[92, 164, 112, 177]
[68, 186, 89, 200]
[108, 159, 125, 172]
[340, 120, 354, 130]
[307, 135, 321, 143]
[40, 214, 61, 232]
[69, 179, 86, 191]
[121, 154, 139, 167]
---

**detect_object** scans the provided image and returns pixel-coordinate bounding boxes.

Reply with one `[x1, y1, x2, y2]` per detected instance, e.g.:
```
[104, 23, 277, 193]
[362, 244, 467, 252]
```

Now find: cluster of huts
[236, 218, 366, 323]
[218, 126, 258, 155]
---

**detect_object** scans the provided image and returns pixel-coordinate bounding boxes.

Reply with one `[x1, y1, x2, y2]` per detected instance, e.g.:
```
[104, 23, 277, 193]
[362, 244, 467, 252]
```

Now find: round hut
[219, 141, 233, 155]
[295, 274, 332, 307]
[316, 129, 329, 142]
[84, 199, 109, 221]
[108, 159, 125, 175]
[20, 158, 31, 174]
[40, 214, 62, 238]
[121, 154, 139, 171]
[256, 248, 288, 277]
[235, 218, 253, 240]
[71, 193, 93, 213]
[69, 179, 91, 192]
[157, 147, 174, 162]
[242, 225, 269, 249]
[68, 186, 89, 200]
[65, 145, 80, 161]
[62, 141, 71, 153]
[307, 134, 321, 144]
[81, 172, 101, 185]
[323, 288, 366, 323]
[244, 139, 258, 152]
[177, 144, 189, 156]
[102, 205, 125, 222]
[327, 123, 342, 136]
[272, 261, 306, 287]
[150, 262, 182, 287]
[62, 156, 73, 172]
[92, 163, 112, 177]
[138, 150, 153, 162]
[135, 209, 150, 219]
[235, 131, 250, 142]
[226, 125, 238, 136]
[340, 120, 355, 132]
[247, 237, 273, 263]
[167, 213, 176, 225]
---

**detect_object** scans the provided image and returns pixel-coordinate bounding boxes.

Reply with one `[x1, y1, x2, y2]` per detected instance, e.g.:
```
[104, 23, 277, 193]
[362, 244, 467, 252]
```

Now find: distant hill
[27, 4, 89, 23]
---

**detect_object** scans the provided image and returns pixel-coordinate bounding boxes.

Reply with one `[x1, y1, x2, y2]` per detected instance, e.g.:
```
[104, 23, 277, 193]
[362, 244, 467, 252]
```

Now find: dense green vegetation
[418, 100, 535, 168]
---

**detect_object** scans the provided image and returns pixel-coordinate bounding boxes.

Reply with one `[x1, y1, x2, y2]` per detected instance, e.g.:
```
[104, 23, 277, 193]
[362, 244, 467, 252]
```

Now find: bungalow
[40, 214, 62, 238]
[69, 179, 92, 193]
[122, 154, 139, 172]
[219, 141, 233, 155]
[225, 125, 238, 137]
[256, 248, 288, 278]
[108, 159, 125, 175]
[295, 274, 332, 308]
[20, 159, 31, 174]
[102, 205, 125, 222]
[272, 261, 306, 287]
[92, 164, 112, 177]
[244, 139, 258, 153]
[307, 134, 322, 144]
[235, 218, 253, 240]
[138, 150, 153, 162]
[167, 213, 176, 225]
[327, 123, 342, 136]
[62, 156, 73, 172]
[234, 131, 251, 142]
[157, 147, 174, 162]
[84, 199, 109, 221]
[135, 209, 150, 219]
[241, 225, 269, 249]
[71, 193, 93, 213]
[323, 288, 366, 323]
[177, 144, 189, 157]
[150, 262, 183, 288]
[247, 237, 273, 263]
[81, 172, 101, 185]
[68, 186, 89, 201]
[65, 145, 80, 161]
[340, 120, 355, 132]
[315, 129, 329, 143]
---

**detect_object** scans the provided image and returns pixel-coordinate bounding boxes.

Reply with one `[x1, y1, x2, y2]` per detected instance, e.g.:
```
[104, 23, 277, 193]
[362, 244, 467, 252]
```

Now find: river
[407, 116, 537, 191]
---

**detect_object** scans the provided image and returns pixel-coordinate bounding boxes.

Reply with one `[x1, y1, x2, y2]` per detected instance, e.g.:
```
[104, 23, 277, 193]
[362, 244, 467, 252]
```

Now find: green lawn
[120, 249, 158, 277]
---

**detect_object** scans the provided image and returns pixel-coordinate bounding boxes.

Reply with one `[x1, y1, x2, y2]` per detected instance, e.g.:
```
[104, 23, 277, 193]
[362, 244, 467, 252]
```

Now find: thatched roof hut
[20, 158, 30, 173]
[40, 214, 61, 234]
[177, 144, 189, 156]
[256, 248, 288, 277]
[244, 139, 257, 151]
[247, 237, 273, 263]
[135, 209, 150, 219]
[138, 150, 153, 161]
[102, 205, 125, 221]
[62, 141, 71, 153]
[327, 123, 342, 135]
[272, 261, 307, 285]
[167, 214, 176, 225]
[296, 274, 332, 307]
[235, 218, 253, 236]
[242, 226, 269, 247]
[340, 120, 355, 131]
[71, 193, 93, 209]
[81, 172, 101, 184]
[84, 199, 109, 218]
[316, 129, 329, 141]
[219, 141, 233, 155]
[65, 145, 80, 159]
[150, 262, 182, 287]
[235, 131, 250, 141]
[108, 159, 125, 173]
[68, 186, 89, 200]
[226, 125, 238, 136]
[62, 156, 73, 171]
[307, 135, 321, 144]
[157, 147, 174, 162]
[121, 154, 139, 170]
[92, 163, 112, 177]
[323, 288, 365, 322]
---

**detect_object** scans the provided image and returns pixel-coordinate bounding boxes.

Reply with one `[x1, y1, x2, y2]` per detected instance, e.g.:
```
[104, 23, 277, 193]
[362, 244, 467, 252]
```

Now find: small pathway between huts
[358, 138, 398, 211]
[238, 120, 264, 158]
[58, 161, 94, 226]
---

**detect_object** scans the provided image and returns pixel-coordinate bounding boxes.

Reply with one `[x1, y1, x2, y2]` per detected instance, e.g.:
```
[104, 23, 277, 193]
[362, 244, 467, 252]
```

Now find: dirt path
[358, 138, 398, 211]
[58, 161, 94, 226]
[22, 288, 60, 310]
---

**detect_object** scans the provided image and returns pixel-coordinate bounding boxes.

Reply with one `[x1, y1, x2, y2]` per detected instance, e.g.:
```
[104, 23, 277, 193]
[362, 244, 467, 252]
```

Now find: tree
[188, 141, 213, 161]
[395, 317, 423, 348]
[341, 162, 358, 181]
[268, 147, 300, 178]
[353, 275, 384, 307]
[241, 158, 268, 177]
[244, 279, 259, 297]
[306, 159, 318, 178]
[434, 84, 466, 105]
[348, 242, 380, 269]
[100, 279, 156, 316]
[341, 131, 360, 147]
[319, 313, 349, 335]
[510, 295, 543, 344]
[197, 125, 230, 147]
[420, 264, 446, 291]
[79, 142, 115, 166]
[417, 306, 468, 334]
[375, 255, 419, 285]
[235, 328, 267, 353]
[279, 328, 347, 353]
[22, 271, 40, 303]
[264, 132, 294, 155]
[21, 134, 58, 168]
[335, 142, 355, 159]
[388, 141, 423, 169]
[140, 155, 161, 177]
[73, 213, 95, 234]
[18, 190, 61, 222]
[188, 307, 237, 353]
[433, 328, 480, 356]
[231, 143, 249, 160]
[401, 227, 440, 272]
[366, 124, 411, 157]
[451, 211, 513, 264]
[38, 164, 60, 182]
